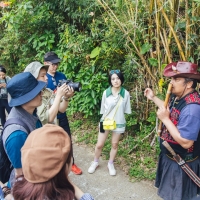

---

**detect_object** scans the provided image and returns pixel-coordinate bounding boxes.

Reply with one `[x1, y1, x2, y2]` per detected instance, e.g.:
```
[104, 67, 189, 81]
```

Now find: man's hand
[157, 105, 170, 122]
[144, 88, 155, 100]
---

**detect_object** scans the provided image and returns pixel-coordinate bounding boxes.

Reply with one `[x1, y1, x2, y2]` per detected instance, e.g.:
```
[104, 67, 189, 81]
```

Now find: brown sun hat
[21, 124, 71, 183]
[163, 61, 200, 81]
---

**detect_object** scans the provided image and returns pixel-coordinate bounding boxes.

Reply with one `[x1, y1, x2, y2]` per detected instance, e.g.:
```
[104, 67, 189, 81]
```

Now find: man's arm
[157, 105, 199, 149]
[144, 88, 164, 108]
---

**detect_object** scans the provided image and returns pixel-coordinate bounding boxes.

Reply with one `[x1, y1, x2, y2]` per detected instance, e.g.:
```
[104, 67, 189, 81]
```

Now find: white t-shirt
[100, 86, 131, 133]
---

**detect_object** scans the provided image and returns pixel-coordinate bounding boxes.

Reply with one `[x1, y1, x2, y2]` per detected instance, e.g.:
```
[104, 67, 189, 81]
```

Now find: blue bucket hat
[7, 72, 46, 107]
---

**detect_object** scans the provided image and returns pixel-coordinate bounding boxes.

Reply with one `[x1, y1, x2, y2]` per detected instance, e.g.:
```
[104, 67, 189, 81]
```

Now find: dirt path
[69, 143, 162, 200]
[0, 123, 161, 200]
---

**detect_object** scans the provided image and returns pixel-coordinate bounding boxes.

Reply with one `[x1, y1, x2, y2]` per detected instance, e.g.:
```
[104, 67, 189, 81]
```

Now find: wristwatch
[61, 96, 70, 102]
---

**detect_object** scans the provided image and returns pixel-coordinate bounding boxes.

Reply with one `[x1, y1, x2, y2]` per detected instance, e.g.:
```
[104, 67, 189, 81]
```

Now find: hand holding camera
[0, 82, 6, 88]
[0, 93, 8, 99]
[58, 79, 81, 92]
[56, 83, 69, 98]
[64, 85, 74, 99]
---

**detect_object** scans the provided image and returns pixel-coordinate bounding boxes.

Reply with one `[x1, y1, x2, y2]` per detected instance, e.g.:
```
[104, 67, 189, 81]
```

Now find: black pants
[0, 99, 12, 126]
[59, 115, 75, 164]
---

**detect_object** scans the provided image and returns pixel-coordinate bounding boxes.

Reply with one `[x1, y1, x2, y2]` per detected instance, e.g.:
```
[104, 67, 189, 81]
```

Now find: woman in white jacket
[88, 70, 131, 176]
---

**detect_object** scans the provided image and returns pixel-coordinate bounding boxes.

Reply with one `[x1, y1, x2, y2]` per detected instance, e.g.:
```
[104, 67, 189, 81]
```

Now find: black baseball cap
[44, 52, 61, 64]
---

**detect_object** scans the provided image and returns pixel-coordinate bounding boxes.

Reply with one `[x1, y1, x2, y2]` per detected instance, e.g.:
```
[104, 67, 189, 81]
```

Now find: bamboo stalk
[124, 0, 132, 21]
[148, 0, 155, 66]
[160, 31, 171, 63]
[185, 0, 190, 59]
[98, 0, 156, 81]
[133, 0, 138, 40]
[163, 29, 172, 63]
[154, 0, 161, 76]
[167, 0, 175, 52]
[156, 0, 186, 61]
[129, 0, 134, 22]
[157, 83, 173, 136]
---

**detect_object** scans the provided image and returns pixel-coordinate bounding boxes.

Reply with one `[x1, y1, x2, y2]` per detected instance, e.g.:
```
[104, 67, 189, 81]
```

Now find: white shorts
[111, 127, 125, 134]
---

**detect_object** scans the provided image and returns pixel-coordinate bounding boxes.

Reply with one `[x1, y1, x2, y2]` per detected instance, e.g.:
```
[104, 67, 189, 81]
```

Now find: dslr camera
[0, 93, 8, 99]
[58, 79, 81, 92]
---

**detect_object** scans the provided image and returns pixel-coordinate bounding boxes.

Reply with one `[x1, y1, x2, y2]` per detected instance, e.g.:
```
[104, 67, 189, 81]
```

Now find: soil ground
[69, 143, 162, 200]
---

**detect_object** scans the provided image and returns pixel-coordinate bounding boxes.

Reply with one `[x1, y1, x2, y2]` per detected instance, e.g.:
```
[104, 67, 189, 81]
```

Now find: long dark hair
[13, 149, 75, 200]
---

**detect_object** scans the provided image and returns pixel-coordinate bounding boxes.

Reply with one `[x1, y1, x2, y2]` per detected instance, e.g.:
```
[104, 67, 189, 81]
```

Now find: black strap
[2, 118, 30, 136]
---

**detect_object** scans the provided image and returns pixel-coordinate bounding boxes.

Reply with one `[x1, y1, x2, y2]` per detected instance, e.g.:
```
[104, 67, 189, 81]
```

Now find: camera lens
[69, 82, 81, 92]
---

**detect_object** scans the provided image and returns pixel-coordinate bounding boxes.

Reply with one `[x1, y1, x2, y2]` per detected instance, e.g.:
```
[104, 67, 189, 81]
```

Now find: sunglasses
[109, 69, 120, 75]
[46, 62, 60, 67]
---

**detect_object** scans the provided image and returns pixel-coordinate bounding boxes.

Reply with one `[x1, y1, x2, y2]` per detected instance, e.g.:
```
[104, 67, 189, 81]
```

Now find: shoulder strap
[2, 118, 30, 136]
[101, 96, 122, 121]
[112, 96, 122, 119]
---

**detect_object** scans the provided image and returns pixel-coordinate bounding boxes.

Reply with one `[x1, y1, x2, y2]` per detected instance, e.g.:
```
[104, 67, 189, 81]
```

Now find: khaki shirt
[37, 88, 58, 125]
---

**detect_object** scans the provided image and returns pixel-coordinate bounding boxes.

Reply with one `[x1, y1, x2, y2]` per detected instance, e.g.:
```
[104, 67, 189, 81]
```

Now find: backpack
[0, 118, 30, 184]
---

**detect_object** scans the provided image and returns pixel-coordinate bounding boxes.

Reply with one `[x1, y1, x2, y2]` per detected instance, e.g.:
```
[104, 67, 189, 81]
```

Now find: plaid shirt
[80, 193, 94, 200]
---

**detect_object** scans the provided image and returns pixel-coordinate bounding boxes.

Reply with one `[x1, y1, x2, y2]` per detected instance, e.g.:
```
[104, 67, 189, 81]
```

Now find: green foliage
[140, 43, 152, 55]
[68, 69, 108, 117]
[0, 0, 199, 180]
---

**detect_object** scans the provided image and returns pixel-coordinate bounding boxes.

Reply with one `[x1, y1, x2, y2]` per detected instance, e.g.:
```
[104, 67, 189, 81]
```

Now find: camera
[0, 93, 8, 99]
[58, 79, 81, 92]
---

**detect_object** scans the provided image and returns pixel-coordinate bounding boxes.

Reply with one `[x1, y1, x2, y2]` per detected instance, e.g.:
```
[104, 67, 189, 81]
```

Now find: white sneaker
[107, 163, 116, 176]
[88, 161, 99, 174]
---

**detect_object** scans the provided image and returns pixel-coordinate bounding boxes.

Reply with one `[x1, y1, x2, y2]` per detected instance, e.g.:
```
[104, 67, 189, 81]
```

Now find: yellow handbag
[103, 97, 122, 130]
[103, 118, 116, 130]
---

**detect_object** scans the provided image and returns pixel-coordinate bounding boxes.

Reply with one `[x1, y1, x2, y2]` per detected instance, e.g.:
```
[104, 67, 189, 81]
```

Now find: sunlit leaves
[90, 47, 101, 58]
[148, 58, 158, 67]
[140, 43, 152, 55]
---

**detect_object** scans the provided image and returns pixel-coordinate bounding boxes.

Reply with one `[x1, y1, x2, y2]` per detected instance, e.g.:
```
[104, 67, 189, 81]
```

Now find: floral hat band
[163, 61, 200, 81]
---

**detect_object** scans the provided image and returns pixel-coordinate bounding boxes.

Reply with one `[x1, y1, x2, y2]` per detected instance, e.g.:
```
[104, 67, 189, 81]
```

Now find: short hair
[0, 65, 6, 73]
[108, 71, 124, 86]
[184, 78, 197, 89]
